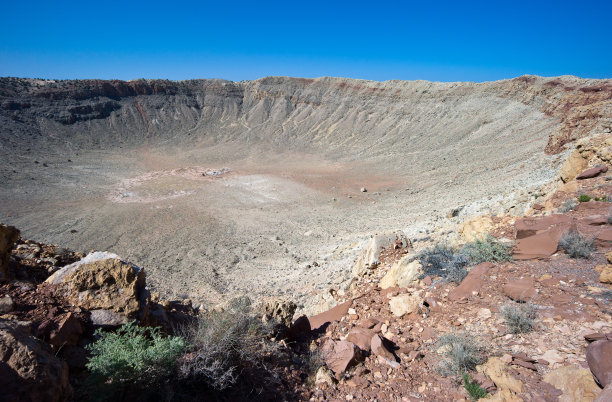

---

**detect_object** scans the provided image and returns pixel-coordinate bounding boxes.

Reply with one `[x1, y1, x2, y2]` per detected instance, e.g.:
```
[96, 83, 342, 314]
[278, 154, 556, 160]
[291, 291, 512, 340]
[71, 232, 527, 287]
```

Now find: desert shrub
[501, 302, 536, 334]
[463, 373, 488, 400]
[558, 199, 577, 213]
[559, 230, 595, 259]
[437, 332, 486, 376]
[178, 296, 282, 391]
[85, 322, 185, 398]
[418, 244, 471, 284]
[578, 194, 591, 202]
[462, 235, 513, 264]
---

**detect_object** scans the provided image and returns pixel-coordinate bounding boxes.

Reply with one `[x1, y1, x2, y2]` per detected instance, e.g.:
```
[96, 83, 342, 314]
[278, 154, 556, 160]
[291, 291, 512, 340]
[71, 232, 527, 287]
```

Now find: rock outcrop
[45, 252, 149, 326]
[0, 319, 72, 402]
[0, 224, 19, 282]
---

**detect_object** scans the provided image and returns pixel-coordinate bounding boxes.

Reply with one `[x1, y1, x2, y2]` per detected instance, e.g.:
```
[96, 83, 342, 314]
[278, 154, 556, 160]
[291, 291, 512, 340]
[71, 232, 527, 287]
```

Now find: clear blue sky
[1, 0, 610, 82]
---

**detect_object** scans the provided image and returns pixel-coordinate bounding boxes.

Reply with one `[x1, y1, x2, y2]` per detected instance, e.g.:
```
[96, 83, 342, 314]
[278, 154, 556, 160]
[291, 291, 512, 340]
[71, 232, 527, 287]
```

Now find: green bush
[502, 302, 536, 334]
[418, 244, 471, 284]
[437, 332, 486, 376]
[578, 194, 591, 202]
[462, 235, 513, 264]
[559, 230, 595, 259]
[463, 373, 488, 400]
[178, 296, 282, 391]
[85, 322, 185, 398]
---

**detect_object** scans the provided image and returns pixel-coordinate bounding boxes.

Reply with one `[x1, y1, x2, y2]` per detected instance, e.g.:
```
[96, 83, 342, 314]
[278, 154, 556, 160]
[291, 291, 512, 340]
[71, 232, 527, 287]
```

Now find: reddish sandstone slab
[309, 300, 352, 331]
[448, 262, 493, 301]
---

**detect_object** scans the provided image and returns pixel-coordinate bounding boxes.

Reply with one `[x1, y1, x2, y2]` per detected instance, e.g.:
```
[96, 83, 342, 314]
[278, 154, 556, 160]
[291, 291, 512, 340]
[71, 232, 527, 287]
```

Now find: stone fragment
[0, 319, 72, 401]
[586, 340, 612, 387]
[448, 262, 493, 301]
[315, 366, 335, 386]
[259, 299, 297, 335]
[388, 293, 422, 317]
[502, 278, 537, 302]
[540, 349, 564, 365]
[477, 308, 492, 320]
[599, 265, 612, 284]
[371, 334, 397, 367]
[321, 340, 360, 375]
[309, 300, 352, 331]
[346, 327, 375, 351]
[543, 366, 601, 402]
[576, 165, 608, 180]
[378, 257, 421, 289]
[477, 357, 524, 397]
[90, 309, 127, 328]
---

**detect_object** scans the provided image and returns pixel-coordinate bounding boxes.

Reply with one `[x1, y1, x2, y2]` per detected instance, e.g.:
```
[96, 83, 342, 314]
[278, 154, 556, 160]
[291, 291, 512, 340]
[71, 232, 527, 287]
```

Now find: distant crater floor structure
[1, 75, 610, 307]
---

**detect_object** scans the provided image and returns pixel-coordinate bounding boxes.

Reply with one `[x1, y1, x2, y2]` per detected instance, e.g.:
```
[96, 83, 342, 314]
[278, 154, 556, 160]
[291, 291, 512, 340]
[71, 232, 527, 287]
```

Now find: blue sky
[1, 0, 610, 82]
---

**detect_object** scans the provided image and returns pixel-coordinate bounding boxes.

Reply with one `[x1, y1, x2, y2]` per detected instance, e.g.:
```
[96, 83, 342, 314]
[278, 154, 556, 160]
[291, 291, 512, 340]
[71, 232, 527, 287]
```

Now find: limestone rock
[45, 252, 149, 324]
[560, 149, 589, 183]
[586, 340, 612, 388]
[599, 265, 612, 284]
[477, 357, 524, 397]
[352, 231, 409, 277]
[458, 216, 494, 241]
[0, 319, 72, 402]
[543, 366, 601, 402]
[379, 257, 422, 289]
[259, 299, 297, 334]
[388, 293, 422, 317]
[0, 224, 20, 282]
[315, 366, 335, 386]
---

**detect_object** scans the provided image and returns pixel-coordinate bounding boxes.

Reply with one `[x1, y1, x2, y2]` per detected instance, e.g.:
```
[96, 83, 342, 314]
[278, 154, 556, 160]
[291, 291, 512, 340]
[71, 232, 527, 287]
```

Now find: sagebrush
[178, 296, 282, 391]
[418, 244, 470, 284]
[558, 199, 577, 213]
[85, 322, 185, 398]
[462, 235, 513, 264]
[502, 302, 537, 334]
[437, 332, 486, 376]
[559, 230, 595, 259]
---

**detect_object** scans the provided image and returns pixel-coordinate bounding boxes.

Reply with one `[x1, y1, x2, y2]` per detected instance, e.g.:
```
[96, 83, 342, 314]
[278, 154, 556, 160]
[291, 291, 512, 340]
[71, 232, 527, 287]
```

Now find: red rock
[423, 296, 441, 312]
[308, 300, 352, 331]
[596, 384, 612, 402]
[583, 215, 609, 226]
[576, 166, 607, 179]
[288, 315, 311, 341]
[503, 277, 537, 302]
[514, 224, 573, 259]
[472, 373, 496, 392]
[596, 228, 612, 247]
[448, 262, 493, 301]
[422, 276, 432, 286]
[514, 215, 572, 239]
[346, 327, 375, 351]
[49, 312, 83, 348]
[586, 340, 612, 387]
[371, 334, 399, 368]
[585, 332, 612, 342]
[512, 359, 537, 371]
[421, 326, 436, 340]
[360, 317, 380, 329]
[321, 340, 360, 375]
[532, 203, 545, 211]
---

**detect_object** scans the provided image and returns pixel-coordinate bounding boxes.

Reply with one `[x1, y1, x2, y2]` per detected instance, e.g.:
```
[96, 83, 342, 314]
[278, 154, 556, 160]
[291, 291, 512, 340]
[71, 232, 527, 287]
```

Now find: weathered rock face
[543, 366, 602, 402]
[352, 231, 409, 278]
[587, 340, 612, 388]
[45, 252, 148, 324]
[0, 224, 20, 282]
[0, 319, 72, 402]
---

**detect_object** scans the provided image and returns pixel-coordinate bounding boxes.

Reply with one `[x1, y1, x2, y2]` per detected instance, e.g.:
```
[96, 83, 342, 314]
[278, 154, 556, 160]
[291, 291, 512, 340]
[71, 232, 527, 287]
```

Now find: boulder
[309, 300, 352, 331]
[0, 295, 14, 313]
[543, 366, 601, 402]
[600, 265, 612, 284]
[0, 319, 72, 402]
[0, 224, 20, 282]
[576, 165, 608, 180]
[388, 293, 422, 317]
[378, 257, 422, 289]
[352, 231, 409, 277]
[320, 340, 360, 375]
[448, 262, 493, 301]
[288, 315, 311, 342]
[45, 252, 149, 324]
[502, 278, 538, 302]
[586, 340, 612, 387]
[560, 149, 589, 183]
